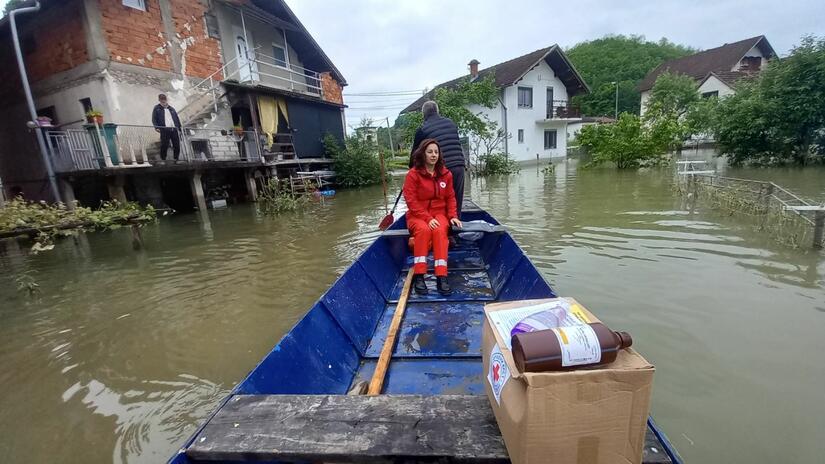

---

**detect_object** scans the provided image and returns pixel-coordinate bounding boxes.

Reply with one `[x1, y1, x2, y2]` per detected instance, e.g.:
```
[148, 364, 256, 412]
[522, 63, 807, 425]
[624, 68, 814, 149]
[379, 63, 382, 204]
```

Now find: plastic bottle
[511, 323, 632, 372]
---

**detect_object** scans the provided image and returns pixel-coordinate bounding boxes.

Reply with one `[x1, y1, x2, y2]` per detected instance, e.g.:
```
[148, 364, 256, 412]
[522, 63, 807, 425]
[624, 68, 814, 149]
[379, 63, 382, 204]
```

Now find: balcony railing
[45, 124, 263, 173]
[545, 100, 582, 119]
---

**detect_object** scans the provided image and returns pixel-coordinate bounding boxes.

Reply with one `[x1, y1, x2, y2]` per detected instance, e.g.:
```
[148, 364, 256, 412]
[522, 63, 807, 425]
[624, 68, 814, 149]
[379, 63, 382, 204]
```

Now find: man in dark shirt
[151, 94, 182, 162]
[409, 101, 466, 218]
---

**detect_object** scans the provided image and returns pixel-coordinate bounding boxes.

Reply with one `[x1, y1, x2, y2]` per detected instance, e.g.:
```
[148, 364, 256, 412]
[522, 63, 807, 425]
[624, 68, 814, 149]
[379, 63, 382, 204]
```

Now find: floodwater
[1, 153, 824, 463]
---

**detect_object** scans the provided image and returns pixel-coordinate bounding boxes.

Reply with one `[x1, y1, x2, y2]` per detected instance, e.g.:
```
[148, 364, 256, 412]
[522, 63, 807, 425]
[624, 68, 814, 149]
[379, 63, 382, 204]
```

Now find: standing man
[409, 101, 466, 219]
[152, 94, 182, 162]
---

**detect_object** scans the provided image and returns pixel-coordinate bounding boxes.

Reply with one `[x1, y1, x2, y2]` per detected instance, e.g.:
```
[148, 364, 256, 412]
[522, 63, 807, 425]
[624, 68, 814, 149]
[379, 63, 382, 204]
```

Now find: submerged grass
[676, 179, 815, 248]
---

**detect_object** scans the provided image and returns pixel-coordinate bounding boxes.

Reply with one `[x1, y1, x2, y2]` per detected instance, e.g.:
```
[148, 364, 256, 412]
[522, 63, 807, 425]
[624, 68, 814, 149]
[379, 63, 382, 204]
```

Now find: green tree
[3, 0, 28, 16]
[566, 35, 695, 116]
[644, 72, 704, 151]
[577, 113, 664, 169]
[323, 134, 382, 188]
[714, 35, 825, 165]
[398, 75, 499, 147]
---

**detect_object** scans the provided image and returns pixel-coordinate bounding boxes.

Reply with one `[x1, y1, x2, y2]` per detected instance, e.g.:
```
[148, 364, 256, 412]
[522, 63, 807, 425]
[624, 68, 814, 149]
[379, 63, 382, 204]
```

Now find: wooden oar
[368, 268, 415, 395]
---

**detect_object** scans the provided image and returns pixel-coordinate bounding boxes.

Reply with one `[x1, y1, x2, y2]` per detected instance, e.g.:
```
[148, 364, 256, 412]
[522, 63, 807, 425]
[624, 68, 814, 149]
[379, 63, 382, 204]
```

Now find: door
[546, 87, 554, 119]
[234, 31, 259, 82]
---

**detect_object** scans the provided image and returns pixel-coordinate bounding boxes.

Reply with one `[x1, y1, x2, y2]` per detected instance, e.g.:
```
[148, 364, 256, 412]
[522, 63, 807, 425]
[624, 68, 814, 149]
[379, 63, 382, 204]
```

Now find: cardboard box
[482, 298, 654, 464]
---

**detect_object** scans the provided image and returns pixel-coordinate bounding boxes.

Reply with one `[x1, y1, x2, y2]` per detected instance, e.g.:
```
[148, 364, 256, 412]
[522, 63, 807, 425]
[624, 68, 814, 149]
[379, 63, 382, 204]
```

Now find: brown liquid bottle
[511, 323, 632, 373]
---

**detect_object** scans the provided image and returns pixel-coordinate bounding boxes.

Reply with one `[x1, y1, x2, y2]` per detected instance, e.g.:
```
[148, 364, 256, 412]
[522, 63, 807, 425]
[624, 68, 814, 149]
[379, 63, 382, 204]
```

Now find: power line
[344, 89, 426, 96]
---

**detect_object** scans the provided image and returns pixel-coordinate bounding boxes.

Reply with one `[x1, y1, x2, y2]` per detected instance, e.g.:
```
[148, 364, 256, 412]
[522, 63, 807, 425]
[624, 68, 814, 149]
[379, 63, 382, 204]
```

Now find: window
[272, 44, 287, 67]
[544, 130, 557, 149]
[204, 13, 220, 39]
[702, 91, 719, 99]
[517, 87, 532, 108]
[740, 56, 761, 71]
[79, 98, 93, 114]
[122, 0, 146, 11]
[37, 106, 58, 126]
[517, 129, 524, 143]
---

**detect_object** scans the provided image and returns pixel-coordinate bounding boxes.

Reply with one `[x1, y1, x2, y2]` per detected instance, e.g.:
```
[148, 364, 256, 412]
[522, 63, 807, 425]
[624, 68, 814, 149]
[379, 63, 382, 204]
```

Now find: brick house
[0, 0, 347, 210]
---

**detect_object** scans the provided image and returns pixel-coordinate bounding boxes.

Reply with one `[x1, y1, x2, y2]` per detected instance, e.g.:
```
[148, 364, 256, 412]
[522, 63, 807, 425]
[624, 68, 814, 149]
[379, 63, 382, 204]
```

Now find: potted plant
[85, 109, 104, 125]
[232, 124, 244, 136]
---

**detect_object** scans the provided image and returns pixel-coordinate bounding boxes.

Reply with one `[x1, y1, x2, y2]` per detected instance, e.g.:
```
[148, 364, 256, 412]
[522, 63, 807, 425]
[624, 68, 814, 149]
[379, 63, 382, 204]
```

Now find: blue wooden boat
[170, 202, 682, 463]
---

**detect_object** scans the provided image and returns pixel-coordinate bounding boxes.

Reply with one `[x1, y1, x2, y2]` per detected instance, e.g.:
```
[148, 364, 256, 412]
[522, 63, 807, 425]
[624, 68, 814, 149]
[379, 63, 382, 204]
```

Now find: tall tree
[566, 35, 695, 116]
[398, 75, 499, 147]
[715, 35, 825, 165]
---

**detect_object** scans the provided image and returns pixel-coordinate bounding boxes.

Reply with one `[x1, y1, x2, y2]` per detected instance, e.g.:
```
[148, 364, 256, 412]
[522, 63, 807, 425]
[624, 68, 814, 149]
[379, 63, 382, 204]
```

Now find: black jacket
[152, 104, 181, 129]
[409, 115, 465, 169]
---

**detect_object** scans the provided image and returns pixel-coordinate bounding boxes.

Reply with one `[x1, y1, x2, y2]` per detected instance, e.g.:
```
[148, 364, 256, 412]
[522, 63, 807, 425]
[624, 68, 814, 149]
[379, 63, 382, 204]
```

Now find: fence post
[814, 211, 824, 249]
[764, 183, 774, 213]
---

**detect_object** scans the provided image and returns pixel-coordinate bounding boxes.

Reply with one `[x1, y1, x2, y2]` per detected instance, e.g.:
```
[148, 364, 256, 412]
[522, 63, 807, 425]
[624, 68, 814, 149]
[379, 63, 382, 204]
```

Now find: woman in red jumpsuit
[403, 138, 463, 295]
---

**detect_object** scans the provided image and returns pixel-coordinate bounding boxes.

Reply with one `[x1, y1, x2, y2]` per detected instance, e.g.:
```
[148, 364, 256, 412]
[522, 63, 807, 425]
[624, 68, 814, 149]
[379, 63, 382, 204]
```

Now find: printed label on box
[487, 342, 510, 405]
[551, 325, 602, 367]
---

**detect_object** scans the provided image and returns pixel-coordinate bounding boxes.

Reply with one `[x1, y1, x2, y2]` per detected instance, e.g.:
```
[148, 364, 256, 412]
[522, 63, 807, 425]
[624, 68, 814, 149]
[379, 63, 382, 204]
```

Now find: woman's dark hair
[411, 138, 445, 171]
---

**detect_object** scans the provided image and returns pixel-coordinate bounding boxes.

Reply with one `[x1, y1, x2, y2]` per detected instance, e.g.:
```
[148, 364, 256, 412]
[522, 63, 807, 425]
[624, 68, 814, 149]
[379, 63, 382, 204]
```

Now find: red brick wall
[169, 1, 223, 79]
[320, 72, 343, 105]
[99, 0, 222, 79]
[25, 2, 89, 82]
[100, 0, 172, 72]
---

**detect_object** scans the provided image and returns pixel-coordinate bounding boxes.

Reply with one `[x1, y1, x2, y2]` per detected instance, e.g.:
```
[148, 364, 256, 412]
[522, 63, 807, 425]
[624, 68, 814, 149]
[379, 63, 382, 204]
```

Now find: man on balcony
[151, 94, 182, 163]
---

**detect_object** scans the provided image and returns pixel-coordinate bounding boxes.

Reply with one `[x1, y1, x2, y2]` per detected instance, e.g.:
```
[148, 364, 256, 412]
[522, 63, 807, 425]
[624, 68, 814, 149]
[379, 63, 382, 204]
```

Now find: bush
[475, 152, 520, 176]
[578, 113, 668, 169]
[324, 134, 382, 188]
[258, 178, 309, 214]
[0, 197, 156, 249]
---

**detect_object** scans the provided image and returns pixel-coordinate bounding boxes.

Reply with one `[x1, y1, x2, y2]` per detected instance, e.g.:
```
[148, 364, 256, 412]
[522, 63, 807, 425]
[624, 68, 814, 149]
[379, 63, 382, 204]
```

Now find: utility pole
[613, 81, 619, 120]
[10, 1, 61, 203]
[385, 117, 396, 158]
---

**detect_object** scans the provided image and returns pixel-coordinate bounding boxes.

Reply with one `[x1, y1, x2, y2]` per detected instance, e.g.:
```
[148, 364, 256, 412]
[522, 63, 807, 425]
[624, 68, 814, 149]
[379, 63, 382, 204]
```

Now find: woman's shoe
[412, 274, 428, 295]
[436, 276, 452, 295]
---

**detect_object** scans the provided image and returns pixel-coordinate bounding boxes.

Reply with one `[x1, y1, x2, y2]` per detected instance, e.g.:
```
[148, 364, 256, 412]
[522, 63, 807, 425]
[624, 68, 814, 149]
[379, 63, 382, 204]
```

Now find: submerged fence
[677, 162, 824, 249]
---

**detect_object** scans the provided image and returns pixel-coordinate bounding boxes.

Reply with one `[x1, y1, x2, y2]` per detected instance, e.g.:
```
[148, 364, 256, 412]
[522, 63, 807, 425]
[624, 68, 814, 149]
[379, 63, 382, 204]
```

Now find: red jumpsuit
[403, 166, 458, 277]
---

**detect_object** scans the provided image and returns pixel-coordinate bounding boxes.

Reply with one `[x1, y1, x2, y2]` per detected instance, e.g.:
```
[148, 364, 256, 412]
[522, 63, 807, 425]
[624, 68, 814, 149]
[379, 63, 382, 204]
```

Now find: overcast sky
[285, 0, 824, 128]
[2, 0, 821, 128]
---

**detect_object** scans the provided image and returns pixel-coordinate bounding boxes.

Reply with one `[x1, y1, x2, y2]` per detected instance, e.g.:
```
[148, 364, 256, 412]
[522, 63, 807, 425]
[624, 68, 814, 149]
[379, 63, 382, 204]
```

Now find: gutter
[9, 1, 61, 203]
[498, 92, 508, 158]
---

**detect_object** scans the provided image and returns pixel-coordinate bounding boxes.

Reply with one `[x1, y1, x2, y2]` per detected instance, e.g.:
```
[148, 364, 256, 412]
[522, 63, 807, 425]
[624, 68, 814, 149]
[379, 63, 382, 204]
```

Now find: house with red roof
[639, 36, 776, 116]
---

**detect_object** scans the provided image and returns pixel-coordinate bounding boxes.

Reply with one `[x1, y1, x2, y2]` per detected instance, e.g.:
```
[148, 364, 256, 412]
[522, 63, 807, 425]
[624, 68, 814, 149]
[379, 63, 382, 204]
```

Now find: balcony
[44, 124, 264, 173]
[538, 100, 582, 122]
[231, 50, 323, 98]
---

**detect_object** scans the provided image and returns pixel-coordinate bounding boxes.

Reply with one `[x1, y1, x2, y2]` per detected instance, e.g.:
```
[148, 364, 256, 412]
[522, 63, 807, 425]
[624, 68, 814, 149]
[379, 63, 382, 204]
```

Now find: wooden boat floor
[185, 394, 674, 463]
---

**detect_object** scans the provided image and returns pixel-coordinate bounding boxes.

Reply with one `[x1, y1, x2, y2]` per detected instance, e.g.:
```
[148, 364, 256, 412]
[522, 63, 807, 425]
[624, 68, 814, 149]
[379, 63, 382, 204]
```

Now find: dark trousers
[159, 128, 180, 160]
[449, 165, 465, 219]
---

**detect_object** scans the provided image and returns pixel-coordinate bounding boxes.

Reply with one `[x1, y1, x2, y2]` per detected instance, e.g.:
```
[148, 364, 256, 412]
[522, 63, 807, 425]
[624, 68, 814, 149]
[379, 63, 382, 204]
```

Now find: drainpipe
[498, 92, 509, 158]
[10, 1, 61, 203]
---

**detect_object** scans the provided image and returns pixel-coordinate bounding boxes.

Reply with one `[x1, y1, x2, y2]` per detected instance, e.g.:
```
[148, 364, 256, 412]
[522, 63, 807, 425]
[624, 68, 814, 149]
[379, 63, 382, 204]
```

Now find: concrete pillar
[244, 169, 258, 202]
[59, 178, 77, 210]
[190, 172, 208, 211]
[107, 175, 127, 203]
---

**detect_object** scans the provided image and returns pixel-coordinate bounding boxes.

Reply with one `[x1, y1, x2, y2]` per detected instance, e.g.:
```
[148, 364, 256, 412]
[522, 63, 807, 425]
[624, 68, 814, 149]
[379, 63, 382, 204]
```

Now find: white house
[567, 117, 615, 143]
[401, 46, 589, 162]
[639, 35, 777, 114]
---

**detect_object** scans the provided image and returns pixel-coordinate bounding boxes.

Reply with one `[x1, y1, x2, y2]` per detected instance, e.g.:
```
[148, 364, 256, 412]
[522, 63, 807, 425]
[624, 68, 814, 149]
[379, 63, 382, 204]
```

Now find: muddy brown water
[2, 155, 824, 463]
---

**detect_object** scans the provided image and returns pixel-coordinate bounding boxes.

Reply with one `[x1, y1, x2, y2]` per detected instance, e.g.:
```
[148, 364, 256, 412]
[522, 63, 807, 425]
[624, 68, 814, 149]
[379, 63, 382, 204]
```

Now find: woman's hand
[428, 218, 440, 229]
[450, 218, 463, 228]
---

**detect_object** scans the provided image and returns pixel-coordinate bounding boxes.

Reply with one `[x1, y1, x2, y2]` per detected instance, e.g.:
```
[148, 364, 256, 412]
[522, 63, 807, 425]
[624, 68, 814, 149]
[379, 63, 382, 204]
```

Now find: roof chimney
[468, 59, 480, 79]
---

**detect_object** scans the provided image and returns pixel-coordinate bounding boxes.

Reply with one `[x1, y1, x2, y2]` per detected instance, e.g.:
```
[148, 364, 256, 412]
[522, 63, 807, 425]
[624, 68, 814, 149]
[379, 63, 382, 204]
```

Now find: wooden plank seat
[185, 394, 673, 463]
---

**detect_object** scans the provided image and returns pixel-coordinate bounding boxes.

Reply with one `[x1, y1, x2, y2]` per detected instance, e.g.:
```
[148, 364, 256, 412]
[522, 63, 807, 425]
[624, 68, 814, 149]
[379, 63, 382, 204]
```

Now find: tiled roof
[401, 45, 588, 113]
[639, 36, 775, 91]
